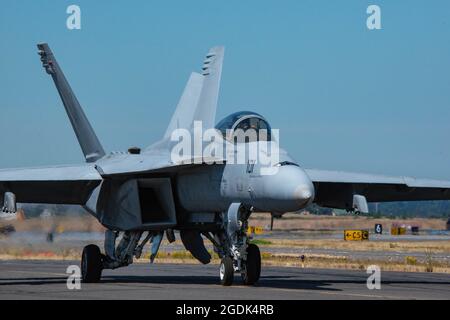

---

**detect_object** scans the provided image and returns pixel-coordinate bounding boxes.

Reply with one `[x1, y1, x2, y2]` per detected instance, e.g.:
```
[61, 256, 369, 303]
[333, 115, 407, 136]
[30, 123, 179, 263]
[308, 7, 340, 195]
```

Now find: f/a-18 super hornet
[2, 43, 450, 286]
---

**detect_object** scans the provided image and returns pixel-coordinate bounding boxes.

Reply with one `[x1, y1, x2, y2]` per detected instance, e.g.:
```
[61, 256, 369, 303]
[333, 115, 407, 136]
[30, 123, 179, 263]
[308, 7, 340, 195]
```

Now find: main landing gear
[80, 230, 166, 283]
[81, 244, 103, 283]
[80, 203, 261, 286]
[210, 203, 261, 286]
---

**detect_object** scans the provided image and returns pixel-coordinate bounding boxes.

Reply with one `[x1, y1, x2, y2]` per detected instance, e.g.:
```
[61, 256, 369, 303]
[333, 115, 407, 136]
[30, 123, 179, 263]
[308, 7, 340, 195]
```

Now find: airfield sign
[344, 230, 369, 241]
[375, 224, 383, 234]
[247, 226, 264, 235]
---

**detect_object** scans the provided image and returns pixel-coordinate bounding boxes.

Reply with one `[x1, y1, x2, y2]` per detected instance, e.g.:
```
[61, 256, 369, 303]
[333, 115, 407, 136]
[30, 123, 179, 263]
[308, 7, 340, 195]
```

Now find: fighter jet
[1, 43, 450, 286]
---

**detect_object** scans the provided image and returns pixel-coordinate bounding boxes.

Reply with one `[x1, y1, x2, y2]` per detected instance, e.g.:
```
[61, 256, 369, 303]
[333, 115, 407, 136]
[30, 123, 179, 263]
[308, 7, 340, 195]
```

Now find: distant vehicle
[2, 44, 450, 285]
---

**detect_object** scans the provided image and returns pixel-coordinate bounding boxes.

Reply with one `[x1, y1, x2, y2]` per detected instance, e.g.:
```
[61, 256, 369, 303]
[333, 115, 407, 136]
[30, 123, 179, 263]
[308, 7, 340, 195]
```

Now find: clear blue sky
[1, 0, 450, 179]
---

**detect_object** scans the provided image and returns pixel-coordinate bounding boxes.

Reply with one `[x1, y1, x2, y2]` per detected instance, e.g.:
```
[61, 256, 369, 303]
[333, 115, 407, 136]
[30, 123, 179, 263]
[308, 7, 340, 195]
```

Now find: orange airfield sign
[344, 230, 369, 241]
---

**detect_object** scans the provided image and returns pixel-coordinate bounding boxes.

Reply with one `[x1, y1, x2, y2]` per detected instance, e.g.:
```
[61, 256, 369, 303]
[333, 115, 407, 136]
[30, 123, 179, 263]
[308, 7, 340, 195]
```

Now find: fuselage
[176, 144, 315, 214]
[86, 111, 315, 231]
[173, 111, 315, 215]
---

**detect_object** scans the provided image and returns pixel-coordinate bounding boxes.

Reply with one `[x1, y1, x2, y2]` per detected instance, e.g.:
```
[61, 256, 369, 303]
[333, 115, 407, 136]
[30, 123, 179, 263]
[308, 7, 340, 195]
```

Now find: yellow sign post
[344, 230, 369, 241]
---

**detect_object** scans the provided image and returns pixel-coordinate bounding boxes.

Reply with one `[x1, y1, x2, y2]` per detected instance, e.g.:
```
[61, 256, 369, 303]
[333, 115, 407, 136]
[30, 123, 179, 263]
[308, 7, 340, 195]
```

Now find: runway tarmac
[0, 260, 449, 300]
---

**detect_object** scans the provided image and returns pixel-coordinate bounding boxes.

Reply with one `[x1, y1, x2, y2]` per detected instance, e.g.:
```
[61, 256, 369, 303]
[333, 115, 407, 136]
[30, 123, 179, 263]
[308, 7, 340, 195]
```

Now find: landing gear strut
[80, 229, 165, 283]
[211, 203, 261, 286]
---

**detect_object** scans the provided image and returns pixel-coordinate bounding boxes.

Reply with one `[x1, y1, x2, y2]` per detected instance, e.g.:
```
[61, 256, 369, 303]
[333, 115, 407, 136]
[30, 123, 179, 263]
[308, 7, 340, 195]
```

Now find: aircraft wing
[0, 164, 102, 205]
[305, 168, 450, 210]
[95, 152, 225, 177]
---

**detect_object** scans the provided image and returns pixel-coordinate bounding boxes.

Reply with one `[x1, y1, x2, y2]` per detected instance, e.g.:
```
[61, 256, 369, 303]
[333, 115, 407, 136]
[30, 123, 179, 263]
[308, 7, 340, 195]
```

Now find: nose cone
[294, 185, 314, 204]
[257, 165, 315, 212]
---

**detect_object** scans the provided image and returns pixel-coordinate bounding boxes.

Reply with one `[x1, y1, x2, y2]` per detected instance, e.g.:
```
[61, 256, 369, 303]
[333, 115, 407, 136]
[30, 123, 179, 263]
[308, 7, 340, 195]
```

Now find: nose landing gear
[218, 245, 261, 287]
[219, 256, 234, 286]
[211, 203, 262, 286]
[241, 243, 261, 285]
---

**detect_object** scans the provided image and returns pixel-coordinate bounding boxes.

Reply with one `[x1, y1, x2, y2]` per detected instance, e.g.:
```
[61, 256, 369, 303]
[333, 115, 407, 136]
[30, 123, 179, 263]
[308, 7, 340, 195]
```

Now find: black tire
[81, 244, 103, 283]
[242, 243, 261, 285]
[219, 256, 234, 286]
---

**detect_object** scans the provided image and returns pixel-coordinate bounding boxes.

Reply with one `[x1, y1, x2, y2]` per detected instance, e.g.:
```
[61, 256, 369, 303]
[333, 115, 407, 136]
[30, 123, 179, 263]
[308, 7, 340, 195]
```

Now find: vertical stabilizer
[37, 43, 105, 162]
[193, 46, 225, 129]
[163, 72, 204, 139]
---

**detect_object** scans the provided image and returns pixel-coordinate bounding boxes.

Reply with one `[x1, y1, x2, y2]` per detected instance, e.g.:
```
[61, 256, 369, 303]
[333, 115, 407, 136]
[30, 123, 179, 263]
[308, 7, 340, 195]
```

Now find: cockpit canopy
[215, 111, 272, 142]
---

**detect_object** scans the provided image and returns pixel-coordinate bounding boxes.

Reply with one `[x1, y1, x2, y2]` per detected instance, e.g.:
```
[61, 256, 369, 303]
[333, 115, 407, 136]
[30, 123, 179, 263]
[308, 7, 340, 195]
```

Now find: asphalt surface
[0, 260, 449, 299]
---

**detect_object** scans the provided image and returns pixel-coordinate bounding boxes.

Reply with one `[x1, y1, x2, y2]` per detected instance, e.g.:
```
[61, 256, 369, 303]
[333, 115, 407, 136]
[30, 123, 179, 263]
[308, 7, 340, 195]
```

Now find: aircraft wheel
[219, 256, 234, 286]
[81, 244, 103, 283]
[242, 243, 261, 285]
